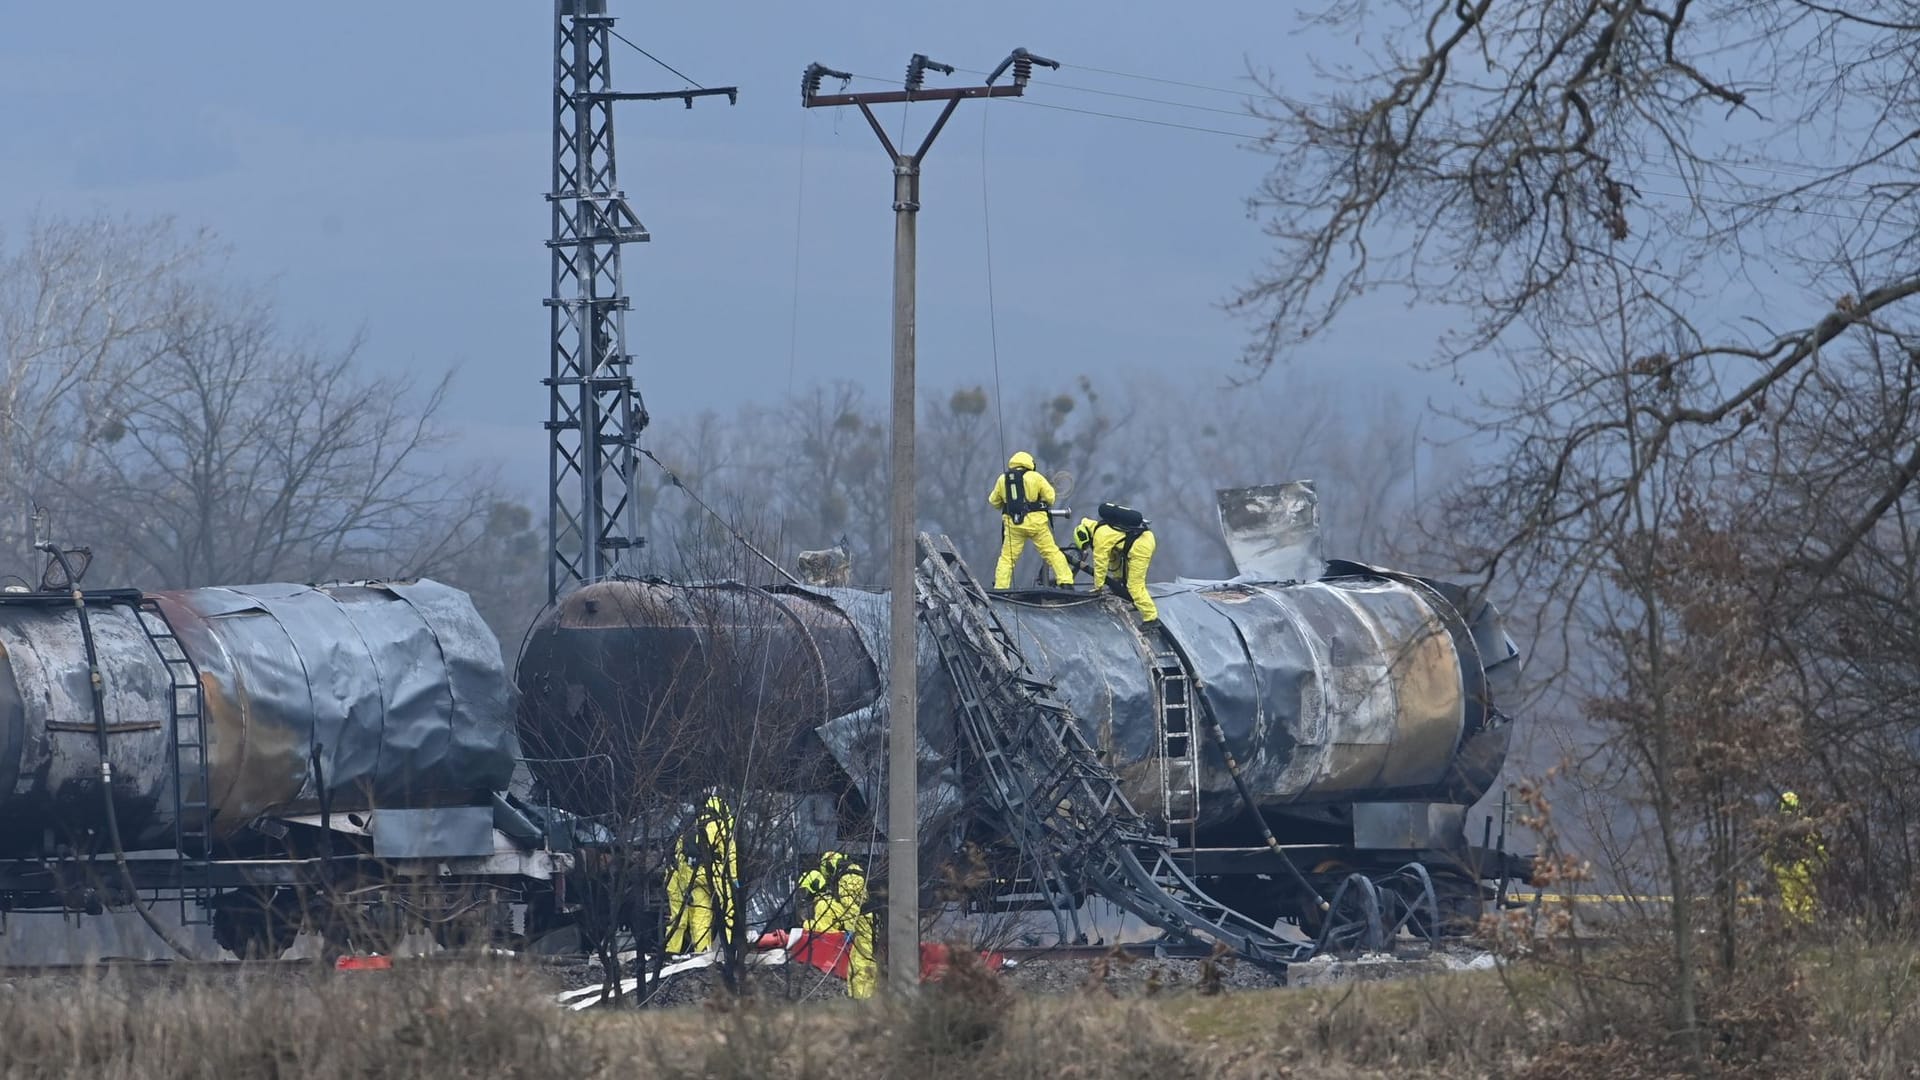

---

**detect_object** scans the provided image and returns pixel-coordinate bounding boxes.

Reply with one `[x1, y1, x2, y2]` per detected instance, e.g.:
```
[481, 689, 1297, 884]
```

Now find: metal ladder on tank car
[1151, 644, 1200, 849]
[135, 599, 214, 927]
[917, 534, 1311, 969]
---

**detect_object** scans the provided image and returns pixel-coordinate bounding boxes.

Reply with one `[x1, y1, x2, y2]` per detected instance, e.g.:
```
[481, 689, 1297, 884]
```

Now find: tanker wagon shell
[0, 579, 518, 858]
[992, 563, 1520, 833]
[517, 562, 1520, 845]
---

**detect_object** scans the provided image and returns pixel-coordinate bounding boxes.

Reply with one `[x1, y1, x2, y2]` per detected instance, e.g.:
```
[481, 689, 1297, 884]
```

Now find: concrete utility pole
[801, 47, 1056, 992]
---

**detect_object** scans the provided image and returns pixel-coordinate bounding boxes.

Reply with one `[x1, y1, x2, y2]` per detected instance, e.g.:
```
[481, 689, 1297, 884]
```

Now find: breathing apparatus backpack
[1003, 467, 1048, 525]
[1095, 502, 1151, 580]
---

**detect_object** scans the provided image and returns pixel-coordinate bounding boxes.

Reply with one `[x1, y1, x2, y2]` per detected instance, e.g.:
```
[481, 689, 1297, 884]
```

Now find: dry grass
[0, 961, 590, 1080]
[1, 937, 1915, 1080]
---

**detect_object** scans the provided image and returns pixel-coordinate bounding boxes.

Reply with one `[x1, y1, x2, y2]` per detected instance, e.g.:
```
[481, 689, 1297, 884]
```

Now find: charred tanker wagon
[514, 581, 882, 813]
[986, 562, 1522, 926]
[518, 484, 1526, 939]
[0, 575, 571, 959]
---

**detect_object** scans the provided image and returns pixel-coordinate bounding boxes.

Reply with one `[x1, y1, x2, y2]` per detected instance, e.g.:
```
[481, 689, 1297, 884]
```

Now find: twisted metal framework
[545, 0, 733, 599]
[916, 533, 1311, 969]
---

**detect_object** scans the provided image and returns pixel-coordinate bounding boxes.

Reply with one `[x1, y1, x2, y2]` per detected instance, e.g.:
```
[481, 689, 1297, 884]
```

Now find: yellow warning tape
[1528, 894, 1670, 903]
[1525, 894, 1764, 905]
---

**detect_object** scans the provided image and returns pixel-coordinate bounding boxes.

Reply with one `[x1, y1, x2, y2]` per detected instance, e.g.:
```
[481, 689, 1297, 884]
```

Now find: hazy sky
[0, 1, 1460, 499]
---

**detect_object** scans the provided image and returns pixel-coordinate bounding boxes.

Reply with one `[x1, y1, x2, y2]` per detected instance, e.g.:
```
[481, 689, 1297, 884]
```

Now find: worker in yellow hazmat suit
[797, 852, 876, 999]
[1073, 511, 1158, 623]
[664, 793, 737, 954]
[988, 451, 1073, 590]
[1769, 790, 1823, 925]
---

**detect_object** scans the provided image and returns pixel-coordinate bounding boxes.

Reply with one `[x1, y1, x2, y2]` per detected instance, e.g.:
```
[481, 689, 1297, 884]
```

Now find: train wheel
[1424, 872, 1485, 937]
[1311, 874, 1387, 957]
[1369, 866, 1483, 942]
[1292, 858, 1355, 941]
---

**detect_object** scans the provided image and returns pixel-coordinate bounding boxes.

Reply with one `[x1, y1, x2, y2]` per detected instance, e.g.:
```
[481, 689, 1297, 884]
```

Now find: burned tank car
[515, 560, 1520, 883]
[515, 580, 895, 815]
[995, 561, 1521, 840]
[0, 580, 518, 858]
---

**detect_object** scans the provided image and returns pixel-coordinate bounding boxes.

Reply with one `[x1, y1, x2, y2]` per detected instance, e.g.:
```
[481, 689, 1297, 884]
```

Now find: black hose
[49, 550, 201, 960]
[1152, 625, 1327, 913]
[1198, 711, 1327, 912]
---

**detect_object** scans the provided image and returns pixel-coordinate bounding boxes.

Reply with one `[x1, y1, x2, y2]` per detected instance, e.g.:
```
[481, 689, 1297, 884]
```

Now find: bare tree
[521, 539, 859, 1003]
[917, 385, 1006, 571]
[0, 216, 212, 558]
[65, 300, 491, 587]
[770, 381, 888, 574]
[1, 216, 525, 614]
[1238, 1, 1920, 576]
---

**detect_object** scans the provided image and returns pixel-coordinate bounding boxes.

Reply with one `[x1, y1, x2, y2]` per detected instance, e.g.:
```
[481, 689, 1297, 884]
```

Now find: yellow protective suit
[988, 451, 1073, 589]
[665, 796, 737, 954]
[1768, 792, 1823, 925]
[1074, 517, 1158, 622]
[798, 860, 839, 934]
[797, 853, 876, 999]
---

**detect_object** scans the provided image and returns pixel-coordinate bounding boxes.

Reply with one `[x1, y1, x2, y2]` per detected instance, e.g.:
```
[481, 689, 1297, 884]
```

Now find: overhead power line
[846, 65, 1904, 237]
[1011, 98, 1262, 141]
[1061, 61, 1254, 99]
[1049, 58, 1897, 197]
[952, 66, 1256, 120]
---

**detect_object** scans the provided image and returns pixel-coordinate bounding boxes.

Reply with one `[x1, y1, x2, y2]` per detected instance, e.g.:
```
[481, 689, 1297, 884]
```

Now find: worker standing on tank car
[1072, 503, 1158, 623]
[665, 792, 737, 954]
[797, 852, 876, 999]
[1768, 791, 1824, 925]
[988, 451, 1074, 590]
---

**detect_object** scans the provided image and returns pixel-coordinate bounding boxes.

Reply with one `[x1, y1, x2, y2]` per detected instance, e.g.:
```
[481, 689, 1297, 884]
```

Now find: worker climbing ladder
[135, 599, 214, 927]
[915, 533, 1311, 968]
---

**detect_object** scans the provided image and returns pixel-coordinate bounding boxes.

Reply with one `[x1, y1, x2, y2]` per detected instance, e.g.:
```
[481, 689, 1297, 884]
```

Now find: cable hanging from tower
[979, 90, 1008, 456]
[639, 448, 800, 585]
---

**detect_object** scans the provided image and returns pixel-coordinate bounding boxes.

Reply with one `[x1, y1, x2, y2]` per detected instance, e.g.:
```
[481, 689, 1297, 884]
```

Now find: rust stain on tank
[199, 669, 244, 828]
[1377, 612, 1465, 787]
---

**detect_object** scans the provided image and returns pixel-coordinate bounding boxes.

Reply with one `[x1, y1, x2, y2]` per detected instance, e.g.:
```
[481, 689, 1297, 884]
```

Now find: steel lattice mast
[547, 0, 733, 600]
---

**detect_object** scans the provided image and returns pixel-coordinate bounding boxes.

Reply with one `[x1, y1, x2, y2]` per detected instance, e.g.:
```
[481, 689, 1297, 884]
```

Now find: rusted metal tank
[515, 580, 883, 811]
[0, 580, 516, 857]
[513, 561, 1519, 837]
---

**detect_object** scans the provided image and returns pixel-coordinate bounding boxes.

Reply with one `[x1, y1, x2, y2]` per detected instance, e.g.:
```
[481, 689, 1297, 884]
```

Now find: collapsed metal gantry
[545, 0, 735, 600]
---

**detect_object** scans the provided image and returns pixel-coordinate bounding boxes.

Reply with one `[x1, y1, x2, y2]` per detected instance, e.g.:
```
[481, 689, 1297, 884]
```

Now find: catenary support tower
[546, 0, 733, 599]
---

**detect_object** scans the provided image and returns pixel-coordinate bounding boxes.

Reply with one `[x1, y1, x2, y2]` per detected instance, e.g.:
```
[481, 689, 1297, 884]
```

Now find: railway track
[0, 949, 525, 976]
[998, 939, 1252, 963]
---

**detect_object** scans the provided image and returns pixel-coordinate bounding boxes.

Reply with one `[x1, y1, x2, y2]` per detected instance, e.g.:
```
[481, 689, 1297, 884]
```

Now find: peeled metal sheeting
[175, 579, 517, 817]
[966, 577, 1468, 827]
[807, 586, 964, 836]
[0, 578, 516, 857]
[1216, 481, 1323, 583]
[998, 596, 1155, 765]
